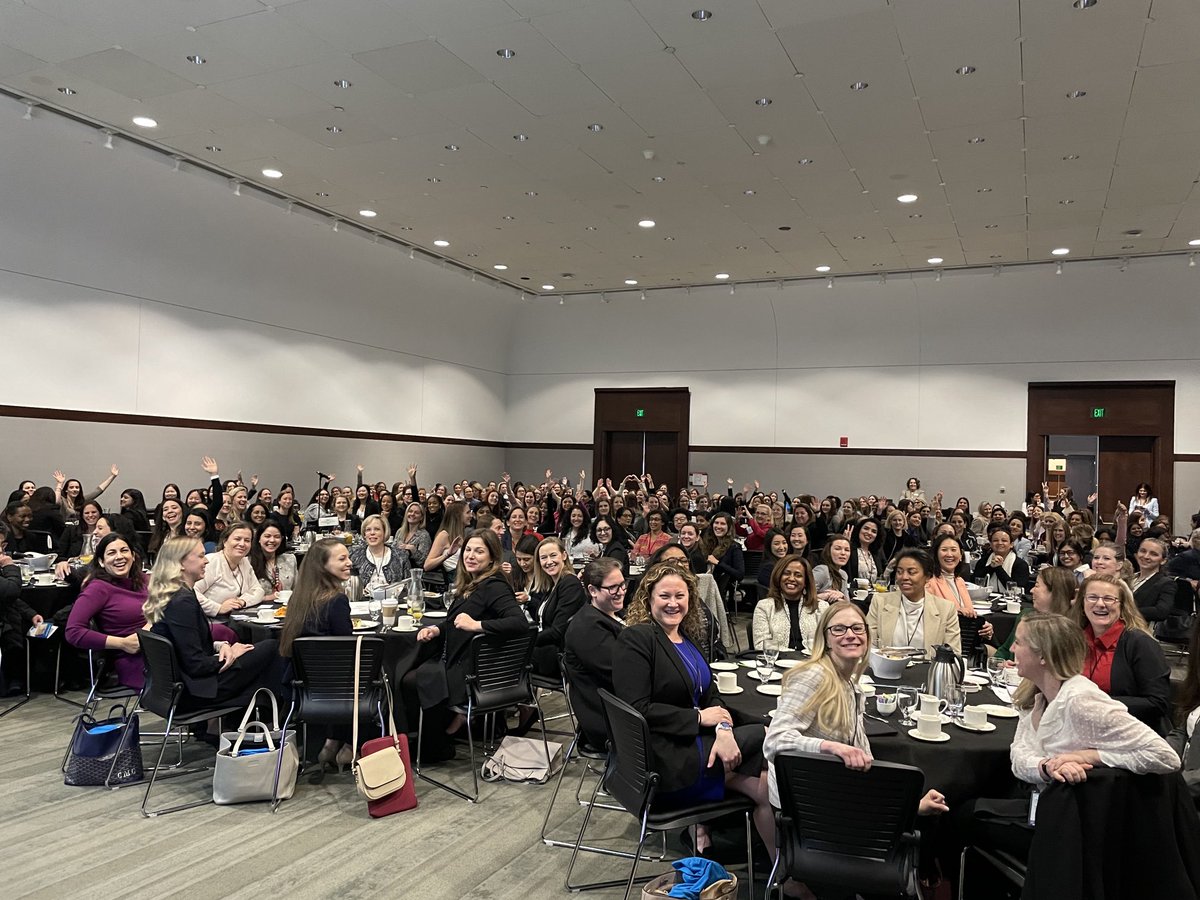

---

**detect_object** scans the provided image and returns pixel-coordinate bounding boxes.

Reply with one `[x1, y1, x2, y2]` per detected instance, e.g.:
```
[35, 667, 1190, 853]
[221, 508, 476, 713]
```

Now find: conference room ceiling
[2, 0, 1199, 294]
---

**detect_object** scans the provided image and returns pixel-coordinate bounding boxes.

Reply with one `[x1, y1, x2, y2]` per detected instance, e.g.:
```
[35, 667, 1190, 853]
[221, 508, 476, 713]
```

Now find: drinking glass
[755, 654, 774, 684]
[19, 561, 34, 583]
[987, 656, 1005, 685]
[408, 595, 425, 627]
[368, 598, 382, 622]
[946, 684, 966, 720]
[762, 640, 780, 667]
[896, 687, 920, 727]
[634, 555, 647, 569]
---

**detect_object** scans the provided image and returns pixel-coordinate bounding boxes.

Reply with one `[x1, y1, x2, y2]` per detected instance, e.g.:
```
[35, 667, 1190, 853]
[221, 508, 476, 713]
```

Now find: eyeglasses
[826, 623, 867, 636]
[1083, 594, 1119, 607]
[596, 582, 627, 595]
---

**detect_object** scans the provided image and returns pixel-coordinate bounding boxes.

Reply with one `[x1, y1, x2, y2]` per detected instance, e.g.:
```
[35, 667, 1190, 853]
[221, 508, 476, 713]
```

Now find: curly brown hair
[623, 561, 707, 645]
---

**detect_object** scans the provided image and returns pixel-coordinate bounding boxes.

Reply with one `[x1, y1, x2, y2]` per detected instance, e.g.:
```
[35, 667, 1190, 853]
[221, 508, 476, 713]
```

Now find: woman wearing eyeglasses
[563, 557, 628, 748]
[1074, 573, 1171, 733]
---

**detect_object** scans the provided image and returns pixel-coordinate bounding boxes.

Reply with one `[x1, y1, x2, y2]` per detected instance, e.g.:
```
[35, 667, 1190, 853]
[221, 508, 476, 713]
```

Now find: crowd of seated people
[5, 461, 1200, 893]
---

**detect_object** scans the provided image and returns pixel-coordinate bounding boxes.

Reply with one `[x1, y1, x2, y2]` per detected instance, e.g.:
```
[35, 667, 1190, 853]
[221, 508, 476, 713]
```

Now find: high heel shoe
[309, 745, 338, 784]
[510, 705, 541, 737]
[336, 745, 354, 773]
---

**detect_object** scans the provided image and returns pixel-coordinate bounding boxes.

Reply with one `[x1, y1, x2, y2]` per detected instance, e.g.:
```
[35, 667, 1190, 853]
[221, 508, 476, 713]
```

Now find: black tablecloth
[722, 660, 1018, 804]
[21, 582, 80, 619]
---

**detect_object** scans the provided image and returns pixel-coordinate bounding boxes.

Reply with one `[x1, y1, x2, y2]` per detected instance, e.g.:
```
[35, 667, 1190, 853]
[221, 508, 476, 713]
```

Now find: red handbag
[351, 637, 418, 817]
[359, 732, 418, 817]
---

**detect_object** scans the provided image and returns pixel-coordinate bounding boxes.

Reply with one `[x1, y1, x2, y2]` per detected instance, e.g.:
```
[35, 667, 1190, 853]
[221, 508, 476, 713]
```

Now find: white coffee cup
[860, 682, 876, 698]
[1006, 599, 1021, 613]
[876, 693, 897, 715]
[396, 615, 415, 630]
[1003, 665, 1022, 687]
[916, 713, 943, 739]
[919, 693, 948, 717]
[716, 671, 738, 693]
[853, 589, 868, 602]
[277, 590, 292, 604]
[963, 706, 988, 728]
[256, 606, 276, 622]
[381, 598, 399, 626]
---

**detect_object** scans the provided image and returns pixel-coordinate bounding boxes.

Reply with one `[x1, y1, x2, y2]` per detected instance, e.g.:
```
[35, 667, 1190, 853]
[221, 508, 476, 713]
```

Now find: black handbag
[64, 705, 144, 786]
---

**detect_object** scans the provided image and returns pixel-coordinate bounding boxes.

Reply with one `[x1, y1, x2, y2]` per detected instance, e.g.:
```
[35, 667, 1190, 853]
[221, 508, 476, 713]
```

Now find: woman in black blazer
[1131, 537, 1178, 623]
[972, 526, 1032, 592]
[1075, 573, 1172, 733]
[611, 562, 774, 856]
[529, 537, 586, 677]
[563, 557, 627, 748]
[144, 537, 281, 715]
[591, 515, 629, 576]
[410, 529, 528, 757]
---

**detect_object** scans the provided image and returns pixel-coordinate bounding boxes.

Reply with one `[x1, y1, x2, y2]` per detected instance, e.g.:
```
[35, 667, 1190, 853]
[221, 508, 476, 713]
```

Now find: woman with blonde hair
[395, 501, 431, 570]
[752, 554, 824, 652]
[1038, 511, 1068, 564]
[349, 513, 409, 595]
[1072, 573, 1171, 732]
[994, 566, 1076, 660]
[528, 536, 586, 677]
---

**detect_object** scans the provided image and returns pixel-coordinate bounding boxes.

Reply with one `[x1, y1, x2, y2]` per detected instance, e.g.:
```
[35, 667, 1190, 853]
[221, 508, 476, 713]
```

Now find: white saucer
[963, 674, 989, 685]
[423, 610, 448, 618]
[718, 686, 744, 695]
[774, 658, 802, 668]
[908, 728, 951, 743]
[953, 720, 997, 733]
[392, 625, 418, 633]
[352, 624, 378, 631]
[746, 670, 782, 682]
[975, 704, 1018, 718]
[738, 660, 757, 669]
[710, 661, 739, 671]
[756, 684, 782, 696]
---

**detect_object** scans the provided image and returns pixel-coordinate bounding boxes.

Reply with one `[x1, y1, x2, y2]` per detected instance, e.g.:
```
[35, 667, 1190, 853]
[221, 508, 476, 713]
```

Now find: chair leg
[744, 810, 755, 897]
[765, 847, 782, 900]
[415, 703, 479, 803]
[540, 733, 577, 842]
[53, 641, 85, 708]
[620, 819, 651, 900]
[0, 640, 33, 718]
[139, 708, 217, 817]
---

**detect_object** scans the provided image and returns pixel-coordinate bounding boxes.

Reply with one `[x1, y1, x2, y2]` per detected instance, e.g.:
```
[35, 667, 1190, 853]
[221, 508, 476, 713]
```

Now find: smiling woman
[65, 533, 149, 689]
[193, 522, 264, 616]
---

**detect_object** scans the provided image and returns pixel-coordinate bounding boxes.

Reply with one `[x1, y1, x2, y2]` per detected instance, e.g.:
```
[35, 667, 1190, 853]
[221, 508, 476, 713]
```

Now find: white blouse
[194, 551, 265, 616]
[1010, 675, 1179, 784]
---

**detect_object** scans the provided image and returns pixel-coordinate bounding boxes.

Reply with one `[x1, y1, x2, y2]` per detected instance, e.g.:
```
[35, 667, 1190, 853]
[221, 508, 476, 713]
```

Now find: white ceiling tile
[531, 2, 663, 63]
[210, 72, 330, 119]
[0, 1, 122, 63]
[199, 9, 336, 71]
[494, 64, 614, 116]
[275, 0, 428, 54]
[353, 39, 485, 94]
[61, 48, 196, 100]
[0, 44, 49, 79]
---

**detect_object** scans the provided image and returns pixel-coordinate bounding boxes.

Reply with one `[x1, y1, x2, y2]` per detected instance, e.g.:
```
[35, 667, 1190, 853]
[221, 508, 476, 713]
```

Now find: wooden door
[1098, 436, 1156, 520]
[605, 431, 645, 485]
[593, 388, 690, 493]
[644, 432, 679, 492]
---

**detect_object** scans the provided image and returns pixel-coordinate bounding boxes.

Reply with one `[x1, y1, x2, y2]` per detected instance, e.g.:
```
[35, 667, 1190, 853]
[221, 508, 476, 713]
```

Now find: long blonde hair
[1072, 572, 1150, 635]
[144, 536, 202, 624]
[1011, 612, 1086, 710]
[780, 602, 870, 741]
[623, 562, 707, 646]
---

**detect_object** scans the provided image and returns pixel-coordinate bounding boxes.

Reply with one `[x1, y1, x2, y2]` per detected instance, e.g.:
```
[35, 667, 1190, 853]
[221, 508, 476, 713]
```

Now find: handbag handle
[231, 721, 275, 756]
[235, 687, 280, 735]
[351, 635, 363, 764]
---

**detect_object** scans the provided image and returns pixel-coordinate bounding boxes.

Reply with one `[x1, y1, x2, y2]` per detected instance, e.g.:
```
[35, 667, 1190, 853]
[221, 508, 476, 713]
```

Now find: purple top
[66, 576, 148, 689]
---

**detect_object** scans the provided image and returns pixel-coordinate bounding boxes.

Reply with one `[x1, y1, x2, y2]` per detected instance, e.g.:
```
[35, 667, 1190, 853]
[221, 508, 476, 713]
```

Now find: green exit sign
[635, 408, 645, 417]
[1092, 407, 1105, 418]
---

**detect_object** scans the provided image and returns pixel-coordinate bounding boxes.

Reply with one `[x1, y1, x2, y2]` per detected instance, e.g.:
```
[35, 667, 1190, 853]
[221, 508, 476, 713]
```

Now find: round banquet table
[720, 658, 1020, 805]
[223, 605, 444, 732]
[20, 580, 81, 618]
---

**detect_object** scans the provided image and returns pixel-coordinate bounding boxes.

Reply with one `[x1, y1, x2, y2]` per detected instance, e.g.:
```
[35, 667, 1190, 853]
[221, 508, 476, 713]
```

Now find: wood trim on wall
[690, 445, 1026, 458]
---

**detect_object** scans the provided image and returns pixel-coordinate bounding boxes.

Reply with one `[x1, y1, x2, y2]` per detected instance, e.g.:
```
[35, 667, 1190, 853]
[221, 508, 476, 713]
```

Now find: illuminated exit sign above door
[635, 409, 645, 417]
[1091, 407, 1105, 418]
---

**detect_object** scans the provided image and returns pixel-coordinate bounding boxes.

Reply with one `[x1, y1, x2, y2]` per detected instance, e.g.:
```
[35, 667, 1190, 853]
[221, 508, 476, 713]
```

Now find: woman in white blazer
[194, 522, 265, 616]
[865, 548, 960, 657]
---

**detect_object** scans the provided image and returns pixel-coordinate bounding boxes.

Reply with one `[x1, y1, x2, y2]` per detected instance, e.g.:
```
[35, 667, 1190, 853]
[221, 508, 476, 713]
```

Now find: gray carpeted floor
[3, 691, 757, 900]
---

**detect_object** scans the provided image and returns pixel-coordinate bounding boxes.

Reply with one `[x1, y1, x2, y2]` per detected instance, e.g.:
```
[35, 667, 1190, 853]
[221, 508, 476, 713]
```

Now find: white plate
[908, 728, 951, 743]
[975, 703, 1018, 718]
[392, 625, 418, 633]
[351, 622, 378, 631]
[774, 658, 803, 668]
[953, 720, 997, 733]
[746, 670, 782, 682]
[423, 610, 448, 618]
[349, 602, 372, 616]
[718, 686, 744, 695]
[738, 660, 757, 669]
[756, 684, 782, 696]
[858, 674, 874, 684]
[766, 709, 776, 718]
[963, 674, 989, 686]
[710, 661, 739, 671]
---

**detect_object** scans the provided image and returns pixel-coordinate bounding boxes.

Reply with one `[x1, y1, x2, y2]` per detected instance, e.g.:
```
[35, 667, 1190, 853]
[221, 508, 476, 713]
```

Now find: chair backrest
[25, 529, 55, 553]
[742, 549, 763, 581]
[958, 613, 983, 659]
[596, 688, 658, 818]
[137, 631, 184, 717]
[465, 627, 536, 711]
[291, 636, 385, 725]
[774, 751, 923, 865]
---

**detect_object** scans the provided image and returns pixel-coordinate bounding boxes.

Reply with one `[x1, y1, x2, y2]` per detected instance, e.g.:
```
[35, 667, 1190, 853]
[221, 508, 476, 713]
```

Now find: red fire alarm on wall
[839, 436, 849, 448]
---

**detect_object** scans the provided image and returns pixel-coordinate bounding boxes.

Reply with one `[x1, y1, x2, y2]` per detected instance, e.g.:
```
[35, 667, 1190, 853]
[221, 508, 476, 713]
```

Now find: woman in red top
[631, 509, 671, 561]
[1073, 573, 1171, 733]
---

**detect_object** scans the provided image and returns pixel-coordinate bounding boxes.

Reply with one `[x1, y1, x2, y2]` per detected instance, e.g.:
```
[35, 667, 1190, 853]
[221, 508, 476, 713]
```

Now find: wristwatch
[716, 722, 733, 732]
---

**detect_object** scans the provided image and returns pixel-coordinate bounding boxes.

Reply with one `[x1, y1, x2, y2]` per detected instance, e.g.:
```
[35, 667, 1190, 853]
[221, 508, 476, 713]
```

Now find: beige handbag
[350, 636, 408, 802]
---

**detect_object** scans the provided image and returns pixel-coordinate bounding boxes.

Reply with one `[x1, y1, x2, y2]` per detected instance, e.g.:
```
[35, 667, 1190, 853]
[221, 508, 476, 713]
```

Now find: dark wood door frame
[1026, 381, 1174, 522]
[593, 388, 691, 493]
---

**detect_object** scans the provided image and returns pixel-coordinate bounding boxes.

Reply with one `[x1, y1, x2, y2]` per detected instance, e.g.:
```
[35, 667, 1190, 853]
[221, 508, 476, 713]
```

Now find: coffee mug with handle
[916, 713, 944, 739]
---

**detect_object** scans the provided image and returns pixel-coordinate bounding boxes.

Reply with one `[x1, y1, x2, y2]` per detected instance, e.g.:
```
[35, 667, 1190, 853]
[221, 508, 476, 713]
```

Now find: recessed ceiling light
[205, 145, 221, 152]
[262, 168, 283, 179]
[909, 213, 923, 219]
[1073, 0, 1097, 9]
[131, 116, 157, 128]
[587, 123, 603, 132]
[541, 284, 555, 290]
[428, 177, 441, 183]
[513, 133, 528, 141]
[326, 125, 342, 134]
[977, 187, 992, 193]
[815, 265, 831, 273]
[57, 86, 76, 95]
[186, 55, 206, 65]
[1188, 239, 1200, 246]
[850, 81, 868, 91]
[502, 215, 515, 221]
[853, 234, 865, 240]
[1051, 247, 1070, 256]
[585, 225, 598, 231]
[755, 97, 772, 106]
[493, 264, 508, 270]
[433, 239, 449, 247]
[444, 143, 459, 151]
[525, 191, 538, 197]
[652, 175, 666, 183]
[315, 191, 329, 197]
[334, 79, 351, 88]
[897, 193, 918, 203]
[638, 219, 655, 228]
[990, 254, 1003, 259]
[691, 10, 712, 20]
[358, 209, 376, 217]
[664, 236, 675, 241]
[985, 223, 998, 228]
[967, 136, 986, 143]
[1062, 154, 1080, 160]
[1059, 199, 1074, 205]
[927, 257, 944, 265]
[624, 279, 638, 285]
[798, 158, 814, 166]
[743, 189, 756, 196]
[497, 48, 516, 58]
[1123, 229, 1143, 236]
[714, 272, 730, 280]
[1067, 90, 1087, 99]
[955, 65, 976, 75]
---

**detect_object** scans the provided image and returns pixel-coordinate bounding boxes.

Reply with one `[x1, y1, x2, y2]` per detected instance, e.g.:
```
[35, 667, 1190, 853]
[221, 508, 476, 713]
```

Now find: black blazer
[972, 554, 1033, 591]
[845, 546, 883, 583]
[611, 622, 721, 793]
[435, 575, 527, 670]
[599, 542, 630, 576]
[1132, 572, 1176, 623]
[150, 587, 222, 699]
[535, 574, 586, 650]
[300, 593, 353, 638]
[56, 523, 86, 558]
[563, 604, 625, 747]
[1108, 627, 1172, 733]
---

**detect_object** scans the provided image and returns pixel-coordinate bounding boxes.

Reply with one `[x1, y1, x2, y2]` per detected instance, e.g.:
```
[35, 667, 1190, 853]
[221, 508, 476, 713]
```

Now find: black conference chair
[0, 641, 32, 718]
[741, 549, 764, 605]
[958, 614, 985, 669]
[565, 689, 756, 898]
[287, 636, 386, 762]
[416, 627, 548, 804]
[61, 648, 140, 773]
[123, 632, 244, 816]
[768, 751, 925, 899]
[530, 651, 576, 737]
[958, 846, 1026, 899]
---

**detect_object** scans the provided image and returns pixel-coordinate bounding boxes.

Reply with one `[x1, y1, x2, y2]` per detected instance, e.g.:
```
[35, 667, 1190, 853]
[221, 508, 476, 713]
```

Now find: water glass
[368, 598, 382, 622]
[987, 656, 1005, 685]
[762, 641, 780, 666]
[408, 595, 426, 628]
[19, 561, 34, 583]
[946, 684, 966, 719]
[755, 654, 774, 684]
[896, 687, 920, 726]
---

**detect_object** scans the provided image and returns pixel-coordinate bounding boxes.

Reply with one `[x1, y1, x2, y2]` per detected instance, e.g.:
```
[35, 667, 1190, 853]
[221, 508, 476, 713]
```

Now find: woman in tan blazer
[866, 549, 960, 657]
